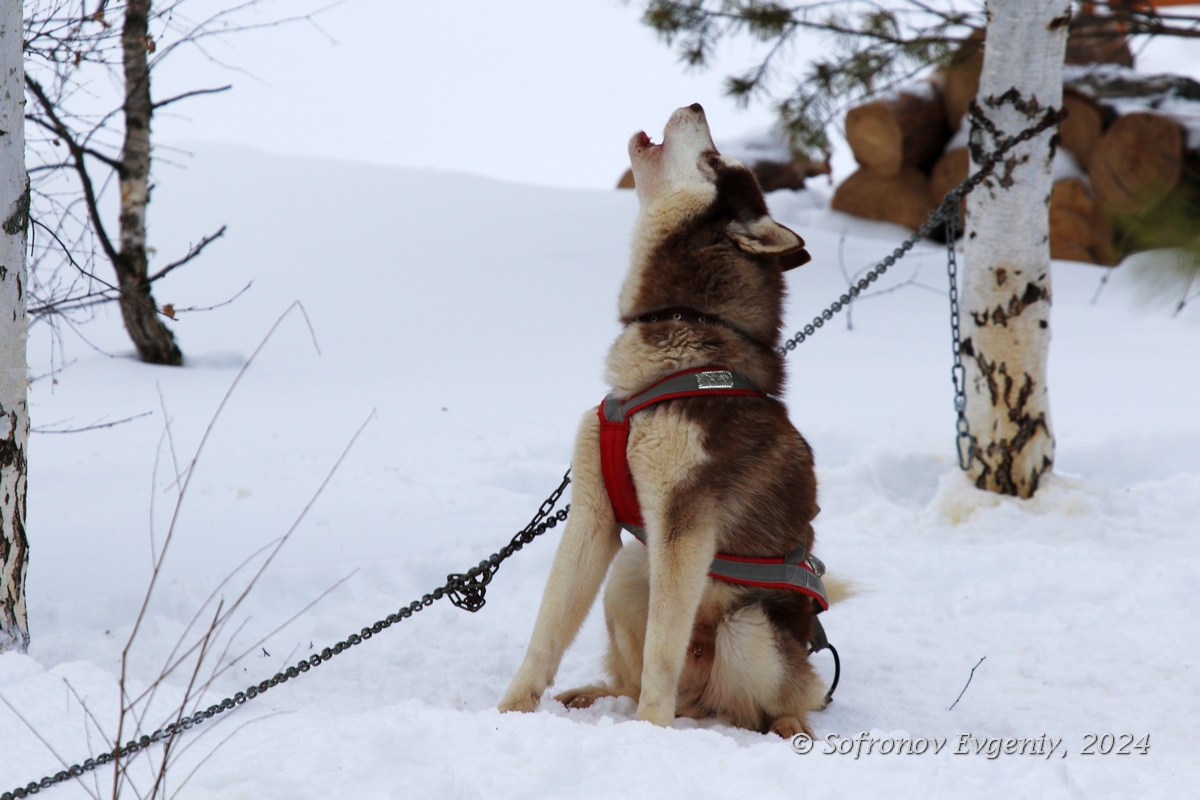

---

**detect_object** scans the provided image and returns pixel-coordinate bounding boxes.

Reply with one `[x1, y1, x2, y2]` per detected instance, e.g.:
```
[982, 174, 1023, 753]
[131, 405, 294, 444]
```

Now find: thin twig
[0, 693, 101, 800]
[151, 84, 232, 111]
[146, 602, 224, 799]
[171, 281, 253, 315]
[147, 225, 227, 284]
[141, 406, 374, 703]
[114, 302, 321, 784]
[59, 680, 110, 800]
[32, 411, 153, 434]
[836, 232, 854, 330]
[948, 656, 986, 711]
[26, 215, 173, 321]
[29, 358, 78, 384]
[1090, 268, 1112, 306]
[197, 570, 357, 692]
[1174, 263, 1196, 318]
[129, 545, 273, 739]
[156, 383, 183, 490]
[169, 711, 290, 796]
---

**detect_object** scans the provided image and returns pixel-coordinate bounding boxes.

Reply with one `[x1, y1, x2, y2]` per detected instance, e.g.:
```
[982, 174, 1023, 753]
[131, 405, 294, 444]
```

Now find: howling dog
[499, 104, 835, 738]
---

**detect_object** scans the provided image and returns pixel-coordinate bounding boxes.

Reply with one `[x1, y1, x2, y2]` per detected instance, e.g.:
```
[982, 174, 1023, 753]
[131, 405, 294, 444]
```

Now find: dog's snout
[689, 103, 705, 115]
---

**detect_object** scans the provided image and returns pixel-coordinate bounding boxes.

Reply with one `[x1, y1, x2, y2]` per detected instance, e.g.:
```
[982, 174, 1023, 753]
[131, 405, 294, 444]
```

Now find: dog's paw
[634, 699, 675, 728]
[554, 685, 617, 709]
[498, 684, 543, 714]
[769, 715, 813, 740]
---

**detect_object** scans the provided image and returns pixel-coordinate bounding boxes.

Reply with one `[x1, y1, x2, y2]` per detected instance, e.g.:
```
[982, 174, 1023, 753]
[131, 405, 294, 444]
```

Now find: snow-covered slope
[3, 145, 1198, 799]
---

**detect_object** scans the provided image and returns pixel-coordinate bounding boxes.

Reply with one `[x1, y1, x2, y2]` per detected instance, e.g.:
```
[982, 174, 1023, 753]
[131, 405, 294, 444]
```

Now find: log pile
[831, 21, 1200, 266]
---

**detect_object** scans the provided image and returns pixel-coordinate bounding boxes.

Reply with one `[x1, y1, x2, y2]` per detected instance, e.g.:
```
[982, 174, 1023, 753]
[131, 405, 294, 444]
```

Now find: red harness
[597, 367, 828, 609]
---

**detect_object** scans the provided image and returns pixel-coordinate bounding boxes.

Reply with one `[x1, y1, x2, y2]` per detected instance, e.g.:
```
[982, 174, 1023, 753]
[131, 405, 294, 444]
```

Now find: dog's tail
[822, 575, 860, 606]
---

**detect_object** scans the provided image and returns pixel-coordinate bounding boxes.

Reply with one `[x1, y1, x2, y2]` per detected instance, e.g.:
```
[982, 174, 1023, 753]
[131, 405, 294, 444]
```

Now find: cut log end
[1060, 91, 1103, 172]
[831, 167, 935, 232]
[845, 89, 949, 176]
[1091, 112, 1184, 216]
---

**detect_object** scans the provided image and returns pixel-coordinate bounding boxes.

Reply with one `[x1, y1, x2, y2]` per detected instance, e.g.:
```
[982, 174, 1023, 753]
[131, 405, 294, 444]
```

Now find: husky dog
[499, 104, 831, 737]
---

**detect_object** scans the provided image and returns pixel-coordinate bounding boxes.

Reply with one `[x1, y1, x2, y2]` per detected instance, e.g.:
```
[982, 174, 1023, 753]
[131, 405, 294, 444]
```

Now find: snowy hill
[3, 144, 1199, 799]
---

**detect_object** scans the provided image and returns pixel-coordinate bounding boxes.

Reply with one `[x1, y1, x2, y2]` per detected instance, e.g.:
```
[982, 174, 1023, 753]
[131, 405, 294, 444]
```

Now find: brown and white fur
[498, 104, 829, 737]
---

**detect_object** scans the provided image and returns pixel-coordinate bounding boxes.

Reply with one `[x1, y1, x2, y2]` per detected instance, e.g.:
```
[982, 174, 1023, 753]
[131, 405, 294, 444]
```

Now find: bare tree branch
[25, 74, 122, 267]
[151, 83, 231, 111]
[32, 411, 154, 434]
[147, 225, 227, 283]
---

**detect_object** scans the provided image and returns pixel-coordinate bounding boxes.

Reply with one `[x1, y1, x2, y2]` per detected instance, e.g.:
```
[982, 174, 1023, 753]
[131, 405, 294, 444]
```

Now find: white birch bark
[961, 0, 1070, 498]
[0, 0, 30, 652]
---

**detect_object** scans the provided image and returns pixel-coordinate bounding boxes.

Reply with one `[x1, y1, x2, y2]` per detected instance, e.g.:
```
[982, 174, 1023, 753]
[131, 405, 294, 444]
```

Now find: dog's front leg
[636, 519, 717, 727]
[498, 411, 622, 714]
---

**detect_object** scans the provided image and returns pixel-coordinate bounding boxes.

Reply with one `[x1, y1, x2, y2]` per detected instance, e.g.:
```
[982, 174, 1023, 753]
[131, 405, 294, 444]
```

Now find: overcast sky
[149, 1, 1200, 191]
[151, 0, 797, 190]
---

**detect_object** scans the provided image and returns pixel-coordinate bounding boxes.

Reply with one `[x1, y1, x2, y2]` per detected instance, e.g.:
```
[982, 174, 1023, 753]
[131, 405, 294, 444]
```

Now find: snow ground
[3, 145, 1199, 799]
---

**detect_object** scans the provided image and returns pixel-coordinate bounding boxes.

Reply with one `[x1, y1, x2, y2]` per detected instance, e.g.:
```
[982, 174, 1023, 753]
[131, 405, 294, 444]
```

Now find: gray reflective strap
[603, 369, 760, 423]
[605, 368, 826, 606]
[602, 394, 624, 423]
[622, 523, 647, 542]
[619, 523, 827, 606]
[706, 557, 828, 603]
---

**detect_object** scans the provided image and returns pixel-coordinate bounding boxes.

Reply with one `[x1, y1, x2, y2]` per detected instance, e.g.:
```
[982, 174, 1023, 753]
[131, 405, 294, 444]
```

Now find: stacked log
[940, 29, 985, 133]
[752, 158, 832, 192]
[1049, 178, 1103, 265]
[928, 147, 968, 221]
[1059, 89, 1104, 171]
[844, 88, 950, 174]
[1090, 112, 1185, 215]
[832, 166, 935, 231]
[831, 24, 1200, 266]
[1064, 14, 1134, 69]
[831, 86, 949, 230]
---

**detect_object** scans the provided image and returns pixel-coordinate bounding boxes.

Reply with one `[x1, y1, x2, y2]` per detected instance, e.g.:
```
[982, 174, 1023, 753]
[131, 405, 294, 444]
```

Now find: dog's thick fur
[498, 104, 827, 737]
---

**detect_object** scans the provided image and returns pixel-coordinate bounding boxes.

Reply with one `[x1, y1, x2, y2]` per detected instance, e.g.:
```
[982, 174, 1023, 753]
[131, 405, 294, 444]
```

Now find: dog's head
[620, 104, 810, 350]
[627, 104, 810, 273]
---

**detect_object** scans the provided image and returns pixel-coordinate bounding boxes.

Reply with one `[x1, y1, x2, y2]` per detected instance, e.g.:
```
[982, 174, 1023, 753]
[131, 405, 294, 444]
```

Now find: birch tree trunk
[118, 0, 183, 366]
[961, 0, 1069, 497]
[0, 0, 31, 653]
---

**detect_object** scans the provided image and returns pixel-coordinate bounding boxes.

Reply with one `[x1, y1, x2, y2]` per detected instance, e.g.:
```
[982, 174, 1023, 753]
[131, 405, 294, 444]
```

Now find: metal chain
[777, 99, 1065, 356]
[9, 99, 1067, 800]
[2, 473, 571, 800]
[944, 205, 973, 471]
[779, 98, 1065, 473]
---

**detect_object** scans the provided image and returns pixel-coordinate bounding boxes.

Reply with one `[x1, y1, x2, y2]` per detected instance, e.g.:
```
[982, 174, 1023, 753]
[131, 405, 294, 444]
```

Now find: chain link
[779, 97, 1064, 472]
[3, 473, 571, 800]
[777, 99, 1065, 356]
[8, 99, 1067, 800]
[945, 205, 974, 471]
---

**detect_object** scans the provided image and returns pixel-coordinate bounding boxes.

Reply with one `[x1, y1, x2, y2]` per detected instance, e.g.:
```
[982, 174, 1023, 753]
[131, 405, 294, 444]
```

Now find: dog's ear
[726, 216, 811, 271]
